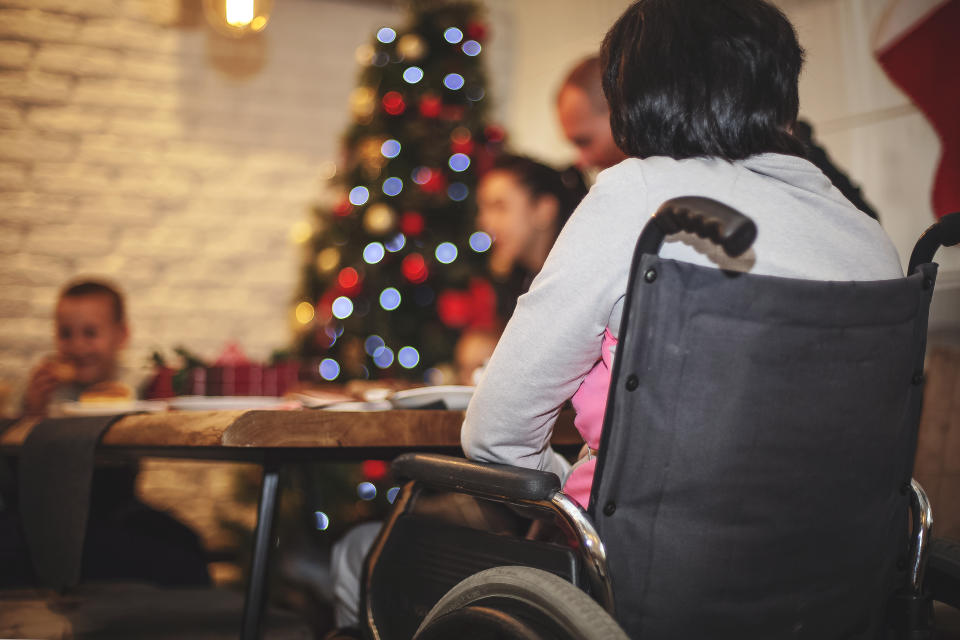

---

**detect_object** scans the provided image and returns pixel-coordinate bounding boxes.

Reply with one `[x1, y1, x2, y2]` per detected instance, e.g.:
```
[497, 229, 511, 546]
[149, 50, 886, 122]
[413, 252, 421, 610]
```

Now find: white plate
[167, 395, 293, 411]
[60, 400, 168, 416]
[389, 385, 475, 410]
[321, 400, 393, 412]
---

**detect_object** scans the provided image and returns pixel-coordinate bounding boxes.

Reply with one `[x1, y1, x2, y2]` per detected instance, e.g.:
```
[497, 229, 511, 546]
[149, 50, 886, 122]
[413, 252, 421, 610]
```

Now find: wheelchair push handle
[908, 211, 960, 274]
[636, 196, 758, 258]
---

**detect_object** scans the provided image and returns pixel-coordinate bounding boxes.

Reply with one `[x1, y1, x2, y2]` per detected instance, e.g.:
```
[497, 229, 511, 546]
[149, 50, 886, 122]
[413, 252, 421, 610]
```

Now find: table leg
[241, 463, 281, 640]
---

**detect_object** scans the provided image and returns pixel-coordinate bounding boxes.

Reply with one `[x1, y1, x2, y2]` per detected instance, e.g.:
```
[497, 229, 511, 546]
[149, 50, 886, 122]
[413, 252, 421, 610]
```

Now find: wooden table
[1, 408, 580, 639]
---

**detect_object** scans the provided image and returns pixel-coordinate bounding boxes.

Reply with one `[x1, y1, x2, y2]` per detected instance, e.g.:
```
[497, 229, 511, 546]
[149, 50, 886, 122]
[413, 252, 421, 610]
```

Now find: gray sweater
[461, 154, 904, 481]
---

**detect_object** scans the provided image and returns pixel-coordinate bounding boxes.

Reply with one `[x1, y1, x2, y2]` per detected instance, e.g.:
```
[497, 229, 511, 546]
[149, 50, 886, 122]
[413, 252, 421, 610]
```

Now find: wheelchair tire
[413, 566, 629, 640]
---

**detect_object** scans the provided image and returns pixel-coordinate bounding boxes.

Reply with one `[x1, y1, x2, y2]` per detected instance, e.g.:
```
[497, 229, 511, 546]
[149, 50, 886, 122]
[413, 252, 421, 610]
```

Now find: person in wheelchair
[348, 0, 960, 638]
[462, 0, 901, 511]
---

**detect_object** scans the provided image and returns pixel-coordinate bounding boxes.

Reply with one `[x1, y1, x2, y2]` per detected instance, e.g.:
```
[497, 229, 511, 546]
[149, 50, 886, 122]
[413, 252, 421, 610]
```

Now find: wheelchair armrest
[391, 453, 561, 502]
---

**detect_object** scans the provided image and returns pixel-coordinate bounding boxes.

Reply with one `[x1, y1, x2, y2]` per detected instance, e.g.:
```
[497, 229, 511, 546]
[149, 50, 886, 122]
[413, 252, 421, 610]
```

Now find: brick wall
[0, 0, 400, 408]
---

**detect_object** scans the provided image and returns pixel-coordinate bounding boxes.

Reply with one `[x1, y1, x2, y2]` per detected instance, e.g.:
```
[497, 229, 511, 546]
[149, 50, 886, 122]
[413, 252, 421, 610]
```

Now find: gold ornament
[358, 137, 387, 171]
[349, 87, 376, 122]
[364, 203, 396, 235]
[316, 247, 341, 274]
[397, 34, 427, 61]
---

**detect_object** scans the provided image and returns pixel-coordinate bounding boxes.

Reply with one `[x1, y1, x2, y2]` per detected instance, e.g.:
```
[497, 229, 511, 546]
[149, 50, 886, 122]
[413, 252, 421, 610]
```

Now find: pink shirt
[564, 328, 618, 507]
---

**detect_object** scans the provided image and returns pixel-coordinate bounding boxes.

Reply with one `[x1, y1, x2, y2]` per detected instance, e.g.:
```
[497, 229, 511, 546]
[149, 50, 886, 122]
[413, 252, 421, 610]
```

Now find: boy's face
[55, 294, 128, 385]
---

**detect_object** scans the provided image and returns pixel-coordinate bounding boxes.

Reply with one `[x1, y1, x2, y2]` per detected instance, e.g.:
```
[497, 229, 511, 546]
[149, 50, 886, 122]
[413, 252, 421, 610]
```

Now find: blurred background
[0, 0, 956, 410]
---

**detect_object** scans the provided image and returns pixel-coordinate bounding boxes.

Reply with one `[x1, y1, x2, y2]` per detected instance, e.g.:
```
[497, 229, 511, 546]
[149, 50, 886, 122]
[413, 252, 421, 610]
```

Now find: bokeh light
[290, 220, 312, 244]
[338, 267, 359, 289]
[435, 242, 458, 264]
[349, 186, 369, 206]
[401, 253, 428, 283]
[447, 182, 469, 201]
[465, 87, 485, 102]
[357, 482, 377, 500]
[364, 335, 385, 356]
[295, 301, 315, 325]
[363, 242, 385, 264]
[319, 358, 340, 381]
[331, 296, 354, 319]
[314, 511, 330, 530]
[443, 27, 463, 43]
[402, 66, 424, 84]
[443, 73, 465, 90]
[462, 40, 481, 56]
[411, 166, 432, 185]
[373, 346, 395, 368]
[382, 177, 403, 196]
[381, 139, 401, 158]
[379, 287, 401, 310]
[376, 27, 396, 43]
[469, 231, 492, 252]
[448, 153, 470, 172]
[386, 486, 400, 504]
[385, 233, 406, 252]
[398, 346, 420, 369]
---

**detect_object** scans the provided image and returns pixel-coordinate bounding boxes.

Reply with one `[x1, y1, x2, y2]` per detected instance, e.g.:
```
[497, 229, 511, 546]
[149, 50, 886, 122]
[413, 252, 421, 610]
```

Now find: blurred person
[23, 280, 131, 415]
[556, 55, 628, 173]
[476, 154, 588, 319]
[3, 278, 210, 588]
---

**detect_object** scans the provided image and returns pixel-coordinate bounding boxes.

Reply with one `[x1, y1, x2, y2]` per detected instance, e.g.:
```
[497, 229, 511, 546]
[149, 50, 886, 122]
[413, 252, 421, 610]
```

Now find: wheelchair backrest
[590, 253, 936, 639]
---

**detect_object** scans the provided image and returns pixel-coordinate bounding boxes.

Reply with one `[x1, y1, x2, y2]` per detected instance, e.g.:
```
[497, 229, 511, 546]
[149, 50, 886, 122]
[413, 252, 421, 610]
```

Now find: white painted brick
[121, 0, 183, 27]
[28, 105, 110, 134]
[109, 110, 183, 139]
[73, 77, 180, 110]
[0, 224, 25, 253]
[0, 253, 72, 286]
[34, 44, 122, 77]
[0, 317, 51, 345]
[0, 41, 33, 69]
[77, 18, 178, 54]
[0, 0, 126, 18]
[0, 161, 26, 189]
[0, 130, 75, 161]
[0, 99, 23, 128]
[0, 9, 80, 42]
[0, 70, 72, 103]
[31, 161, 117, 194]
[75, 133, 166, 166]
[120, 51, 180, 83]
[24, 223, 119, 257]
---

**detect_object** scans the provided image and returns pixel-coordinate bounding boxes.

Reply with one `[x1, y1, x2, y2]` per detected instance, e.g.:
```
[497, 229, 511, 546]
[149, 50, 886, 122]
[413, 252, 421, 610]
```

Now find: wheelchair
[353, 200, 960, 639]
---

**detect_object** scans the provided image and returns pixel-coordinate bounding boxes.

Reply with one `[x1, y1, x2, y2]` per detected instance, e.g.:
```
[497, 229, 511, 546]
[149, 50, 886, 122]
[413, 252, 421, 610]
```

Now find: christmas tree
[294, 0, 503, 381]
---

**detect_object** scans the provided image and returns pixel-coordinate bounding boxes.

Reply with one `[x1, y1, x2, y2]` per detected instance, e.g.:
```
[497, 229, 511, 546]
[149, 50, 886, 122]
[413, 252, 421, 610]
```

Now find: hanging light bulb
[204, 0, 273, 37]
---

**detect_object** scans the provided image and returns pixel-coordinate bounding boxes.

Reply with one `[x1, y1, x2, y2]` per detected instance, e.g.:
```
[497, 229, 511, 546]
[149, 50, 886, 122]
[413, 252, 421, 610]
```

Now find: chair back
[590, 251, 936, 639]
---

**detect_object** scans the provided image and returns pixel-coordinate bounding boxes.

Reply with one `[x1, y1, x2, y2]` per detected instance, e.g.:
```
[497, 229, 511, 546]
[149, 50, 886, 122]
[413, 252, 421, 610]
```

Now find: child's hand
[23, 360, 75, 415]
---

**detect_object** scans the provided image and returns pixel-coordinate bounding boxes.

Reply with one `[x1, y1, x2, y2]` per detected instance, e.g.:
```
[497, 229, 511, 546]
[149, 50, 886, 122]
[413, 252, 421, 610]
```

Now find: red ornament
[382, 91, 406, 115]
[337, 267, 360, 292]
[362, 460, 389, 481]
[468, 277, 498, 330]
[401, 253, 428, 283]
[437, 290, 472, 328]
[333, 198, 353, 217]
[451, 139, 475, 155]
[466, 21, 487, 42]
[484, 123, 506, 143]
[419, 94, 442, 118]
[420, 170, 447, 194]
[399, 211, 425, 236]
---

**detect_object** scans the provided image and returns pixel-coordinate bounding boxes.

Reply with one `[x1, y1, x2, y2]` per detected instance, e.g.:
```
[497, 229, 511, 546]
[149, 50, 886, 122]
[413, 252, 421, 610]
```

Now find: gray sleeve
[461, 171, 647, 478]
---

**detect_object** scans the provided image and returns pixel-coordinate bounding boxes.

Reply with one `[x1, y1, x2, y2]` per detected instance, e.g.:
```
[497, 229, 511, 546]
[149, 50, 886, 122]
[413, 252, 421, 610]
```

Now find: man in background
[556, 55, 879, 220]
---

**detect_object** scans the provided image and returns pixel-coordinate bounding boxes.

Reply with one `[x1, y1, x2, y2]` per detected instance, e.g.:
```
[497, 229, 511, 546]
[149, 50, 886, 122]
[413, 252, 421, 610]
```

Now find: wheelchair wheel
[414, 566, 628, 640]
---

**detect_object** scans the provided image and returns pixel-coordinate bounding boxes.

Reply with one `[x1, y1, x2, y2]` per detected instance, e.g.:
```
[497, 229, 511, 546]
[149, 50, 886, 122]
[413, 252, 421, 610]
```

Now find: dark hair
[60, 279, 126, 324]
[488, 154, 589, 227]
[601, 0, 806, 160]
